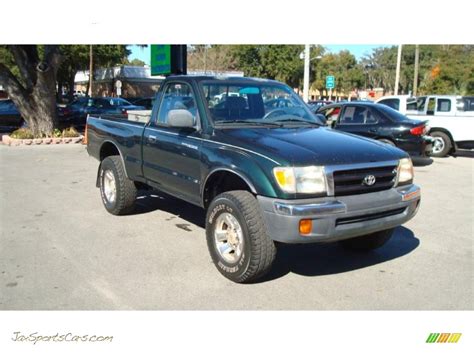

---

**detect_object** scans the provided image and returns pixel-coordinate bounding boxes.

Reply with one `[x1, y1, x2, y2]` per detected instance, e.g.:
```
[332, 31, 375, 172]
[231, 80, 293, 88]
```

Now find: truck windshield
[201, 81, 321, 126]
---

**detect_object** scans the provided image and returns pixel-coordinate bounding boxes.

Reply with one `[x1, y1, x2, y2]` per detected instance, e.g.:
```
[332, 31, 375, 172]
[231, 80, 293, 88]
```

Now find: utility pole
[394, 44, 402, 95]
[413, 44, 419, 96]
[303, 44, 310, 103]
[88, 45, 93, 97]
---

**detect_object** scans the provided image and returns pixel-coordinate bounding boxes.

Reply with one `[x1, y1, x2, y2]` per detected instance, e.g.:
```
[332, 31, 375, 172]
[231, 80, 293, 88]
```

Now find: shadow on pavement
[133, 190, 205, 227]
[258, 226, 419, 283]
[453, 149, 474, 158]
[130, 191, 420, 283]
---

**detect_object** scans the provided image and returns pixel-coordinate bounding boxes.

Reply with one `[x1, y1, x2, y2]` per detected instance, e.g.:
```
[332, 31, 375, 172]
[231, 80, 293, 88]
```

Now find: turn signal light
[299, 219, 312, 235]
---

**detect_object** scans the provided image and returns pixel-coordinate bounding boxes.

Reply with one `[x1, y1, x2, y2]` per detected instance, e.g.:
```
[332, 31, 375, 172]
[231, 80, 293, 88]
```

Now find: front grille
[336, 207, 406, 226]
[333, 165, 397, 196]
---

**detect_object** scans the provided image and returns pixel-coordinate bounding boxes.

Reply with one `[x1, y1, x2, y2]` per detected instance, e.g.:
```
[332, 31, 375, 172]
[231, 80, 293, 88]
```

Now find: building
[75, 66, 165, 99]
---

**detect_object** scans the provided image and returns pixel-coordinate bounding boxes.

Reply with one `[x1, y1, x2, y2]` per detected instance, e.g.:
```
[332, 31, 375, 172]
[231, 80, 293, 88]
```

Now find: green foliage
[10, 128, 34, 139]
[52, 128, 62, 138]
[311, 49, 364, 94]
[126, 58, 146, 66]
[230, 45, 304, 87]
[0, 46, 19, 78]
[361, 45, 474, 95]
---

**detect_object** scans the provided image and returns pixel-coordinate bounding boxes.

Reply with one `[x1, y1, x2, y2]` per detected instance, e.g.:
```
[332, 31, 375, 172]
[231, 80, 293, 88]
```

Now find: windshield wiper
[274, 118, 321, 126]
[214, 120, 282, 127]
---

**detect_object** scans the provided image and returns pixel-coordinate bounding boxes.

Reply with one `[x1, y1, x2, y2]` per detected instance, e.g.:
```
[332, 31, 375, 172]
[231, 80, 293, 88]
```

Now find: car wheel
[430, 131, 452, 157]
[206, 190, 276, 283]
[339, 228, 394, 251]
[99, 156, 137, 215]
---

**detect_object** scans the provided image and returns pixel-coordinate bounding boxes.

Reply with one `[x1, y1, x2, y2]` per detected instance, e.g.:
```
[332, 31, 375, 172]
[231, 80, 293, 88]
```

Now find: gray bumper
[257, 185, 421, 244]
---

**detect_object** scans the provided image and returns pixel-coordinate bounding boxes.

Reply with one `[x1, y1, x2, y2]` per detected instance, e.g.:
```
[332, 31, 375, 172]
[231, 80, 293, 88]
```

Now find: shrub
[62, 127, 80, 138]
[10, 128, 34, 139]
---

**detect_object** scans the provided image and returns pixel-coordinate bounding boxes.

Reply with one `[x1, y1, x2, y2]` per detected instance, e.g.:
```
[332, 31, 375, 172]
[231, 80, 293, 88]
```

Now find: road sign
[151, 45, 171, 76]
[326, 75, 335, 89]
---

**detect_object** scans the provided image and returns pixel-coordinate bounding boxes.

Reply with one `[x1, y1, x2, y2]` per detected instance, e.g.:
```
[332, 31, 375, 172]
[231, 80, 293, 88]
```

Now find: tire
[206, 190, 276, 283]
[99, 156, 137, 215]
[339, 228, 394, 251]
[378, 138, 396, 147]
[430, 131, 452, 157]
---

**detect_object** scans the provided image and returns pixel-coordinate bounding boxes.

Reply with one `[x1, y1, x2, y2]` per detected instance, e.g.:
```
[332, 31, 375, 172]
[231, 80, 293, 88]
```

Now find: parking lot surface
[0, 144, 472, 310]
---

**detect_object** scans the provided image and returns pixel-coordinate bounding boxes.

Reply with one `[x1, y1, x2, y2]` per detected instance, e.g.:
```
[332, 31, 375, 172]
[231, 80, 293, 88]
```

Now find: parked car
[0, 99, 75, 131]
[378, 94, 474, 156]
[86, 75, 421, 283]
[128, 97, 155, 110]
[67, 97, 145, 125]
[0, 99, 23, 131]
[317, 102, 432, 157]
[307, 100, 332, 113]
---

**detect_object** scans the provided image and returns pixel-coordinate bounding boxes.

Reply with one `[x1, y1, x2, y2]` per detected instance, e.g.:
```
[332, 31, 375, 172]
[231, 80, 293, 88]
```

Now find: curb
[2, 135, 84, 146]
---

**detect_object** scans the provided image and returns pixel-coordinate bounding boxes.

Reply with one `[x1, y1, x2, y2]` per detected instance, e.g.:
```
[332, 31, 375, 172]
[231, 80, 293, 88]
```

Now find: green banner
[150, 45, 171, 75]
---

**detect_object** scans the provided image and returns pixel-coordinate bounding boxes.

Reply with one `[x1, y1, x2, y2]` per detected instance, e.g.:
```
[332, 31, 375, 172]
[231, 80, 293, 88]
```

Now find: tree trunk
[0, 45, 62, 137]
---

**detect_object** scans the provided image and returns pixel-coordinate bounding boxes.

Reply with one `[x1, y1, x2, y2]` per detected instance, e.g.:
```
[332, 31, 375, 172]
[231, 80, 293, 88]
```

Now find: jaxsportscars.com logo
[426, 333, 462, 343]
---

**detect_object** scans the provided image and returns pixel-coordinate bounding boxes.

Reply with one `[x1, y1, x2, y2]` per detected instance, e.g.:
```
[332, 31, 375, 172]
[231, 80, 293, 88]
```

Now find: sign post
[115, 79, 122, 97]
[326, 75, 335, 101]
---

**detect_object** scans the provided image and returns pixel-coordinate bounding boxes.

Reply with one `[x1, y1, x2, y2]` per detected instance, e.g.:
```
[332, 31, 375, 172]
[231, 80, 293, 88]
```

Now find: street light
[301, 45, 322, 103]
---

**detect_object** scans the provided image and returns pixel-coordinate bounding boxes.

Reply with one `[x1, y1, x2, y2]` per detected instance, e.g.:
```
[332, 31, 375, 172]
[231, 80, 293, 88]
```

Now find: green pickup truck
[86, 75, 421, 283]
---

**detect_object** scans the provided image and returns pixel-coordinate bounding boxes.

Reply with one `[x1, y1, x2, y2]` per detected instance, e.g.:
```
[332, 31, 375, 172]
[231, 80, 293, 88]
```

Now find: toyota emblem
[363, 175, 376, 186]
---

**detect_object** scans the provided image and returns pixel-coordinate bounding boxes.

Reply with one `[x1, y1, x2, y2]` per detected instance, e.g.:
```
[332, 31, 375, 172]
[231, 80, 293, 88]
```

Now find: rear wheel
[430, 131, 452, 157]
[340, 228, 394, 251]
[206, 190, 276, 283]
[99, 156, 137, 215]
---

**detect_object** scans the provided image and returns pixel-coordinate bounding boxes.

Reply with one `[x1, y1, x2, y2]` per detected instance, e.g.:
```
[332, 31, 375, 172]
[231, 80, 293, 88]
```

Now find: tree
[57, 45, 130, 101]
[311, 49, 364, 96]
[230, 45, 304, 87]
[127, 58, 146, 66]
[361, 45, 474, 95]
[0, 45, 62, 136]
[187, 45, 237, 72]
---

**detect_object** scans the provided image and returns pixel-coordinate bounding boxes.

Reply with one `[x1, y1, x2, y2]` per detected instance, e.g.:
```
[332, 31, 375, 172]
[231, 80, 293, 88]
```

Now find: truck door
[142, 81, 202, 205]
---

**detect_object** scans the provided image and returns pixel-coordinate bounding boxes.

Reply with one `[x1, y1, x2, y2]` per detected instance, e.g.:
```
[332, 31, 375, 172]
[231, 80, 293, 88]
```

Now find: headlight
[273, 166, 327, 194]
[397, 158, 414, 185]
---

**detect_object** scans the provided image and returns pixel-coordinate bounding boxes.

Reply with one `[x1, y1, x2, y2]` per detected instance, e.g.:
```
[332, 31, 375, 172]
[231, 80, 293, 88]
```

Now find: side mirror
[167, 109, 195, 128]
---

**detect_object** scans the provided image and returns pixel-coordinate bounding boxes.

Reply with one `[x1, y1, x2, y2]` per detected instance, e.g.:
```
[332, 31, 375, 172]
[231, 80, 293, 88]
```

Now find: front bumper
[257, 184, 421, 243]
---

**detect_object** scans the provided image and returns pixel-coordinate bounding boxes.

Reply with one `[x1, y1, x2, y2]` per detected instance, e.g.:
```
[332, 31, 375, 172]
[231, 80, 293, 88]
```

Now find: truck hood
[212, 127, 407, 166]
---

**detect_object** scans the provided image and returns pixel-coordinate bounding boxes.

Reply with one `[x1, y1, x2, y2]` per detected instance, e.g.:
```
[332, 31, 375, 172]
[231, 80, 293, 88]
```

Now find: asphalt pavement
[0, 144, 472, 310]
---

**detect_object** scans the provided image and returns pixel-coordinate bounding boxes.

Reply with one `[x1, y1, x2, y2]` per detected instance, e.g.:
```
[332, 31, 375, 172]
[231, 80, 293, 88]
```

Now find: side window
[340, 106, 367, 124]
[321, 106, 341, 123]
[157, 83, 197, 125]
[406, 100, 417, 111]
[437, 99, 451, 112]
[379, 98, 399, 111]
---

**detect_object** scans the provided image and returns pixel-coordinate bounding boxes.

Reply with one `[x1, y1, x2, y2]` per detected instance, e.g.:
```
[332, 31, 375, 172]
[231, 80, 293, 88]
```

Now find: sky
[128, 45, 390, 65]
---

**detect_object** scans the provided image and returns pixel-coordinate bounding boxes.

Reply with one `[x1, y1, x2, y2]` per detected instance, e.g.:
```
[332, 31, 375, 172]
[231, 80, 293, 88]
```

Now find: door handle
[148, 135, 157, 143]
[368, 128, 377, 133]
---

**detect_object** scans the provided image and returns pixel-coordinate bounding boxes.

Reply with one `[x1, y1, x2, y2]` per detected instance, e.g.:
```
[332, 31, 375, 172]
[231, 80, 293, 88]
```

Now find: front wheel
[339, 228, 394, 251]
[206, 190, 276, 283]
